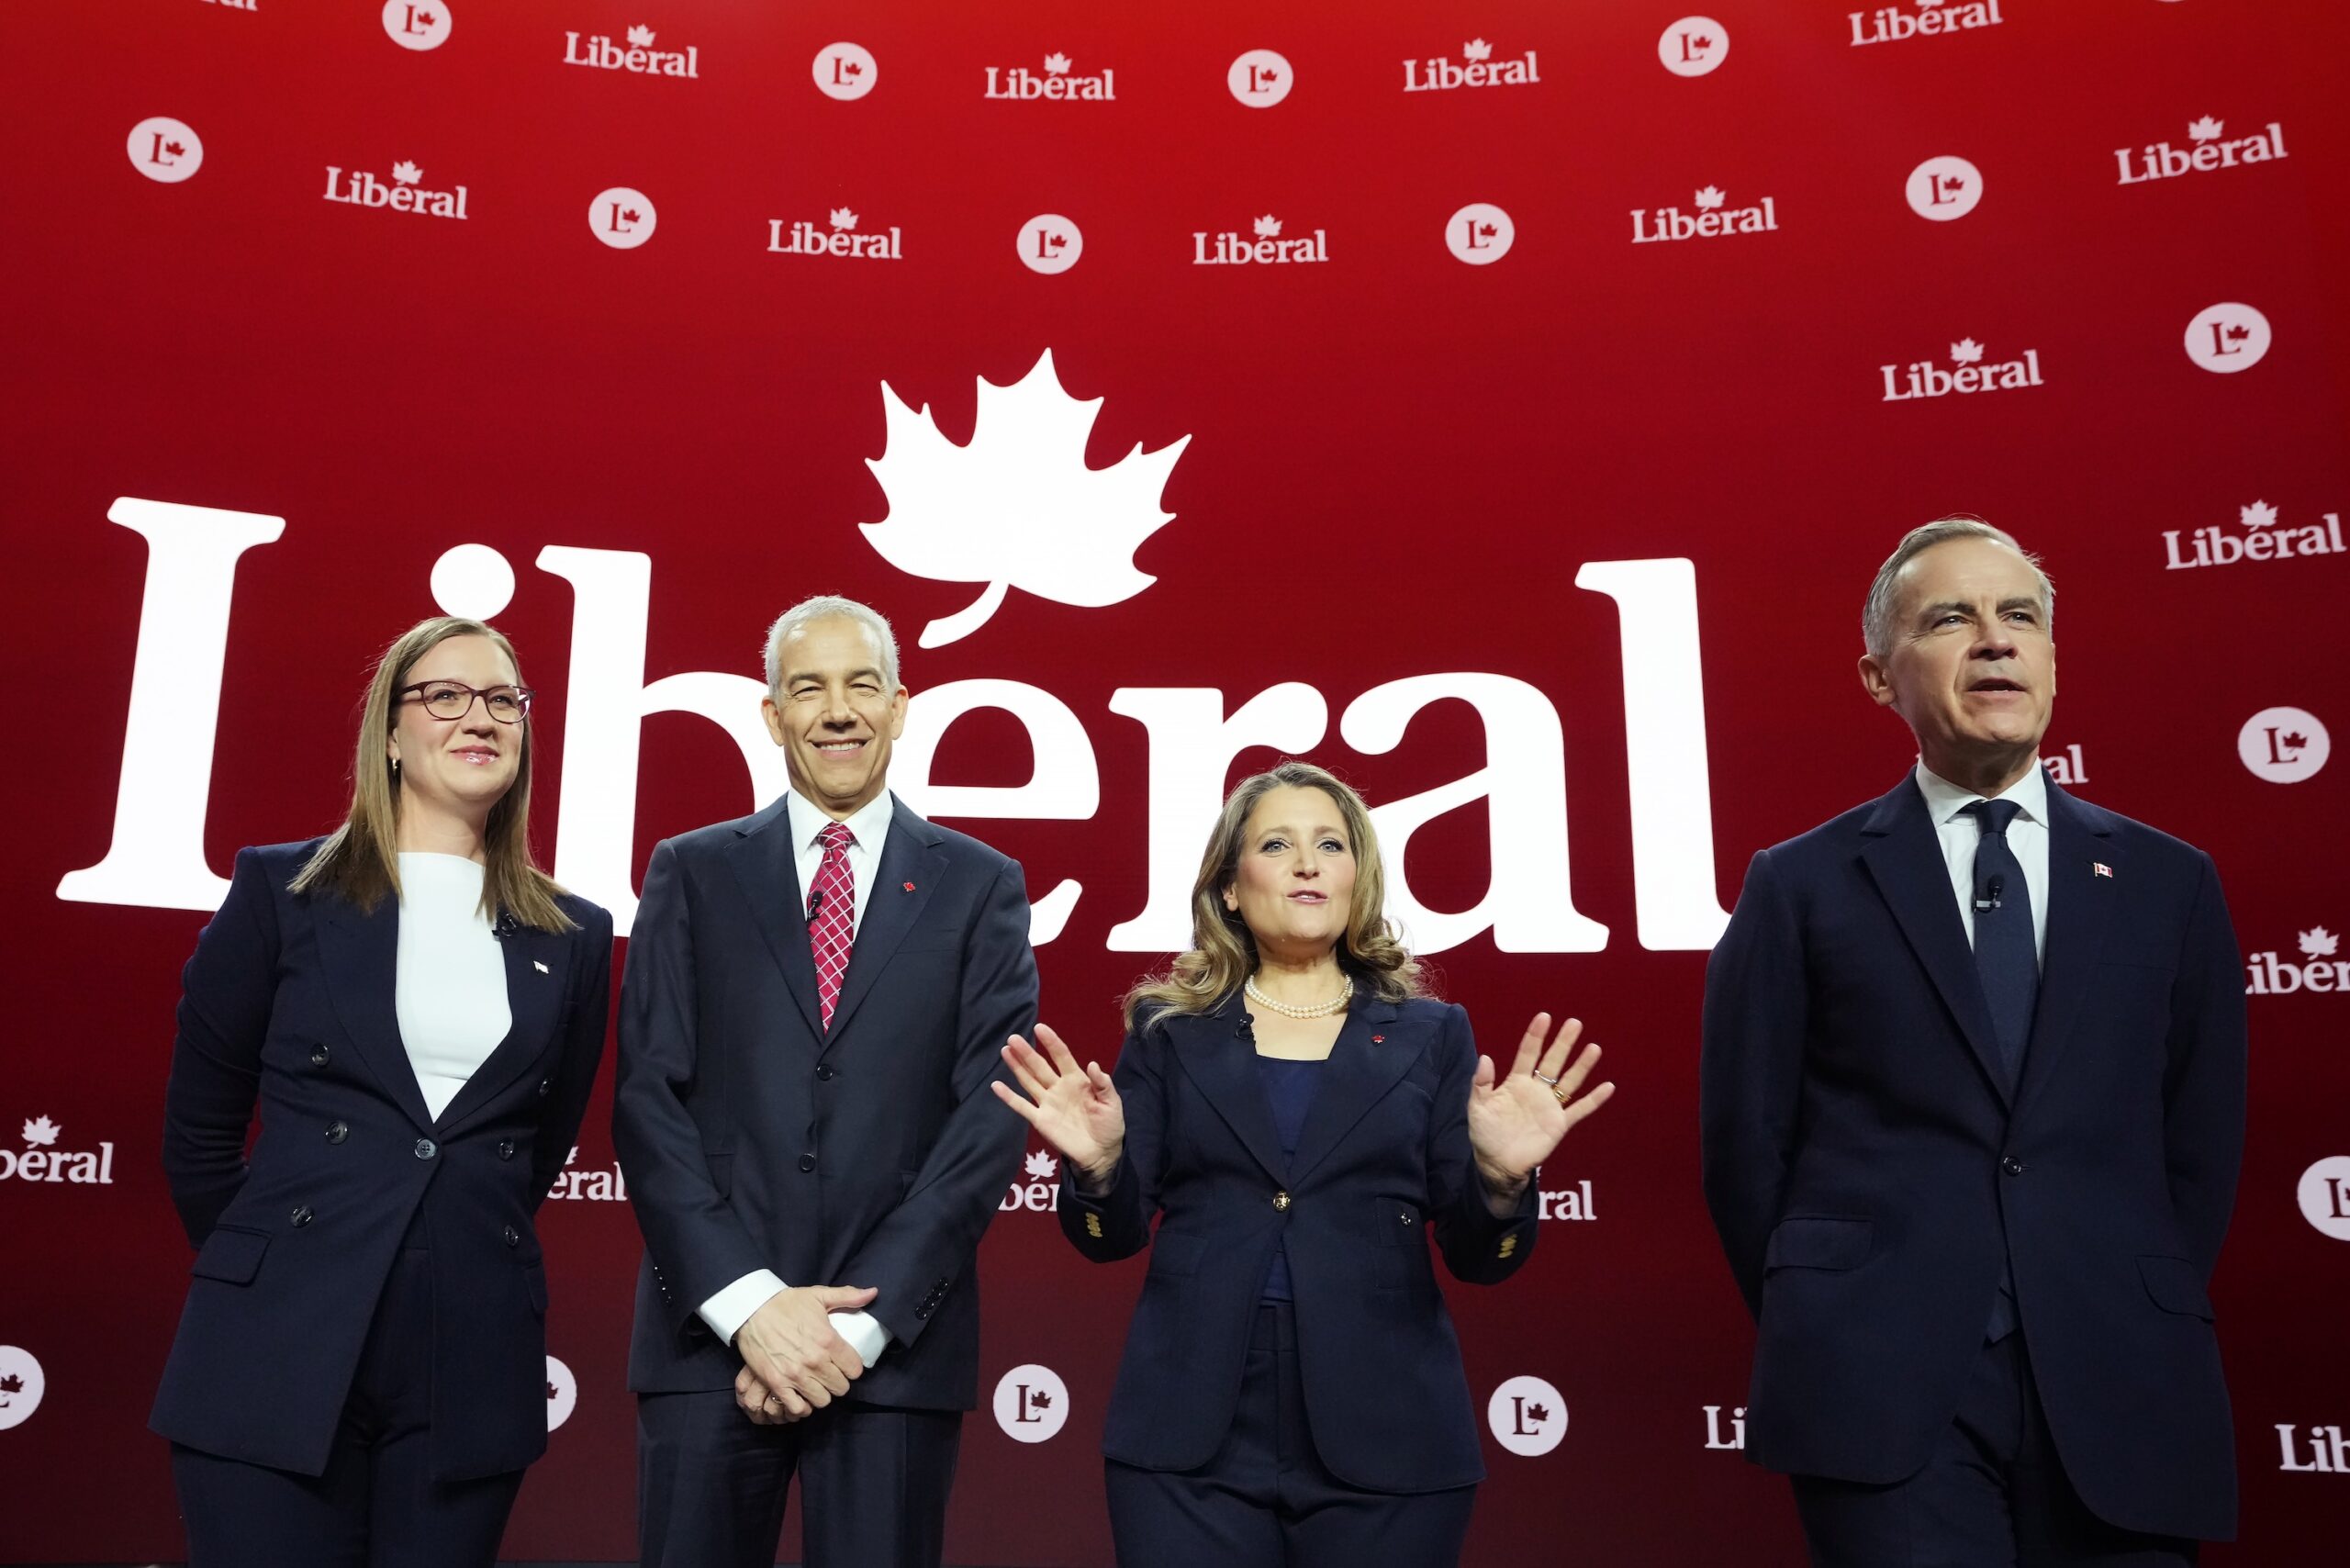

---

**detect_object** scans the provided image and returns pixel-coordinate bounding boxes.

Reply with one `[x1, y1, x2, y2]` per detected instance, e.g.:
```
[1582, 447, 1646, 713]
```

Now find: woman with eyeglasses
[151, 616, 614, 1567]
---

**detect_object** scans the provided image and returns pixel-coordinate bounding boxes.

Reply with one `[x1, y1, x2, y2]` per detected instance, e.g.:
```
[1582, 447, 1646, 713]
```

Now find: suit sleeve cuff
[699, 1269, 788, 1345]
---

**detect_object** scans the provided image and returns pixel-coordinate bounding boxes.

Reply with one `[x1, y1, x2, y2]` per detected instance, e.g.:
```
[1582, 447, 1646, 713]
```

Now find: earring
[391, 757, 401, 777]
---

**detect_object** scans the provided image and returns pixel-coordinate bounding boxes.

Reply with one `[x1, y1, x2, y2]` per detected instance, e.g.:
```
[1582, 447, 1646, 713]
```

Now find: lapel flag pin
[533, 959, 550, 972]
[2091, 862, 2113, 879]
[1371, 1035, 1384, 1044]
[903, 881, 916, 892]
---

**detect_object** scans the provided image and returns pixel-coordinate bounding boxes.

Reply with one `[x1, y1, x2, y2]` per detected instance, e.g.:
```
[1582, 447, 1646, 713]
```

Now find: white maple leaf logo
[1693, 185, 1727, 211]
[860, 350, 1192, 647]
[2240, 500, 2277, 530]
[1024, 1148, 1058, 1179]
[2301, 926, 2339, 958]
[1044, 51, 1072, 74]
[627, 24, 655, 47]
[22, 1115, 60, 1148]
[1253, 214, 1282, 238]
[2188, 116, 2224, 142]
[1950, 338, 1986, 365]
[1463, 38, 1495, 61]
[392, 160, 422, 185]
[830, 207, 858, 230]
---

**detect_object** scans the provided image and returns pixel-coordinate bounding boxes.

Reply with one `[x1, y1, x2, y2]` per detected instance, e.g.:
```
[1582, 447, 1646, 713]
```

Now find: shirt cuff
[829, 1309, 891, 1370]
[699, 1269, 788, 1345]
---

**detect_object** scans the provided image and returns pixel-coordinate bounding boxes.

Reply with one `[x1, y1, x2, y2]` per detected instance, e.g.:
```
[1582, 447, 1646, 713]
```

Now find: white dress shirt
[1914, 761, 2050, 965]
[393, 853, 511, 1120]
[698, 788, 897, 1369]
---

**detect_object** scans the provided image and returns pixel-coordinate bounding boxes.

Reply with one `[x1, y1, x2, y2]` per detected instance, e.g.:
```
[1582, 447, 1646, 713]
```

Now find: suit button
[1272, 1191, 1292, 1213]
[289, 1205, 314, 1226]
[1399, 1210, 1415, 1226]
[799, 1153, 818, 1173]
[2001, 1156, 2025, 1176]
[414, 1138, 437, 1160]
[537, 1078, 553, 1098]
[310, 1046, 330, 1067]
[325, 1121, 349, 1145]
[503, 1225, 520, 1247]
[815, 1064, 835, 1081]
[498, 1139, 516, 1160]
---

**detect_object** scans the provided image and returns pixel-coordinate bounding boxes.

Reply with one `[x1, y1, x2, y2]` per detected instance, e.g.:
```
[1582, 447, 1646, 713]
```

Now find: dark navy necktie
[1963, 799, 2038, 1086]
[1963, 797, 2036, 1344]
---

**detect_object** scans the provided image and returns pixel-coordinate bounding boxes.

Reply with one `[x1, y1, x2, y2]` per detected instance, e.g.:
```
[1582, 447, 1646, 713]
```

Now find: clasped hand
[732, 1283, 877, 1426]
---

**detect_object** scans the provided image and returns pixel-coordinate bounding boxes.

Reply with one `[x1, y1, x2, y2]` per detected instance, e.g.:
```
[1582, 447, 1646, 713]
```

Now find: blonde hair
[1123, 761, 1426, 1030]
[290, 617, 575, 931]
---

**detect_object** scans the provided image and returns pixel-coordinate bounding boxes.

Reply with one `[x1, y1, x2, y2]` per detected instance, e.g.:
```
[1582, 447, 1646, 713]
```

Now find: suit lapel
[435, 918, 570, 1137]
[313, 897, 436, 1134]
[823, 798, 949, 1047]
[1285, 995, 1409, 1186]
[1857, 775, 2011, 1107]
[2012, 780, 2121, 1117]
[1169, 999, 1288, 1184]
[726, 795, 825, 1040]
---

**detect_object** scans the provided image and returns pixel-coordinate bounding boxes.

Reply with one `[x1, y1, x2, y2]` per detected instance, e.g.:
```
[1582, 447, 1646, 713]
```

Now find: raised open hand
[1466, 1013, 1614, 1198]
[990, 1024, 1125, 1188]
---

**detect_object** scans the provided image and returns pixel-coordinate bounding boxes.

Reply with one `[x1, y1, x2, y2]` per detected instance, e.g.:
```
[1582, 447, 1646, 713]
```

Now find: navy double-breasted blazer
[1058, 991, 1539, 1495]
[151, 840, 614, 1480]
[611, 793, 1037, 1409]
[1700, 774, 2246, 1540]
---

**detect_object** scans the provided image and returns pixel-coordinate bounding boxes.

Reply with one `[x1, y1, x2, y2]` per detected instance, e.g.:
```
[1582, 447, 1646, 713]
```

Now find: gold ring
[1550, 1084, 1572, 1104]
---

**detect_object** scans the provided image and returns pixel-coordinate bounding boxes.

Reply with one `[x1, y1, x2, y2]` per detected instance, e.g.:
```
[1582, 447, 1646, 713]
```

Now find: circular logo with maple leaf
[2297, 1157, 2350, 1242]
[127, 118, 203, 185]
[1659, 17, 1729, 77]
[545, 1354, 577, 1430]
[1906, 155, 1983, 222]
[0, 1346, 45, 1431]
[381, 0, 452, 51]
[1227, 50, 1294, 107]
[588, 187, 657, 251]
[2184, 302, 2271, 374]
[2237, 706, 2328, 783]
[991, 1363, 1069, 1441]
[812, 42, 877, 101]
[1487, 1373, 1568, 1456]
[1016, 215, 1083, 275]
[1445, 203, 1515, 265]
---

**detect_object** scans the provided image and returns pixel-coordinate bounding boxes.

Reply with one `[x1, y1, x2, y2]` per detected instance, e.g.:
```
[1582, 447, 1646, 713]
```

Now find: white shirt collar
[1914, 758, 2049, 828]
[783, 785, 894, 852]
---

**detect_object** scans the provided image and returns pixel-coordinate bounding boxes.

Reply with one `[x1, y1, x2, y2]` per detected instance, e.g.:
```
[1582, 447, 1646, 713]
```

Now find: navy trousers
[171, 1245, 525, 1568]
[636, 1387, 963, 1568]
[1105, 1302, 1478, 1568]
[1791, 1333, 2199, 1568]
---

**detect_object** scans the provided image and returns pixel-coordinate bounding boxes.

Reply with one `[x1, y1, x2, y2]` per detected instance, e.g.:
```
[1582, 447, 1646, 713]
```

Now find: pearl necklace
[1244, 974, 1352, 1019]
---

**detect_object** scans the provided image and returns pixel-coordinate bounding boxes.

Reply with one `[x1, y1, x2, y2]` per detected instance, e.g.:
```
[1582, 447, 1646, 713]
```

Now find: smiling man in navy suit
[614, 595, 1037, 1568]
[1702, 519, 2247, 1565]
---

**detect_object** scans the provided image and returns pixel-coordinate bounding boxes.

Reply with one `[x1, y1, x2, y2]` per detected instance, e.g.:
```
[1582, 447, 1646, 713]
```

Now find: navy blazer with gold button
[1059, 991, 1537, 1494]
[150, 840, 613, 1481]
[1700, 774, 2246, 1541]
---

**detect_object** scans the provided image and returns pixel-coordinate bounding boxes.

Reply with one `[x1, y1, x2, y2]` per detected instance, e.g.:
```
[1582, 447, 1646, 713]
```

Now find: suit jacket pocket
[2138, 1255, 2214, 1321]
[1764, 1215, 1873, 1272]
[190, 1224, 271, 1285]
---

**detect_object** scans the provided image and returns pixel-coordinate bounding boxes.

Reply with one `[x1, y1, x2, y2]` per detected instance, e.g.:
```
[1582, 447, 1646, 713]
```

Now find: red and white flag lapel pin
[2091, 862, 2114, 879]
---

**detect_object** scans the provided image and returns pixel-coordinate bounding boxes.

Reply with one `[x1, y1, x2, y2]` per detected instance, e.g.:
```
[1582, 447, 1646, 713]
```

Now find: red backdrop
[5, 2, 2347, 1562]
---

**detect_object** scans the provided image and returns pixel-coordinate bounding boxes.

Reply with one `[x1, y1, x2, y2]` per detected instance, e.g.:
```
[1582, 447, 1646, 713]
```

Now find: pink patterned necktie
[807, 821, 856, 1030]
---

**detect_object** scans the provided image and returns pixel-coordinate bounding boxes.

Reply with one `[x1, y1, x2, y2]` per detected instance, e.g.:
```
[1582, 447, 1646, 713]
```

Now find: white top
[1913, 762, 2050, 965]
[695, 786, 899, 1369]
[393, 853, 511, 1121]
